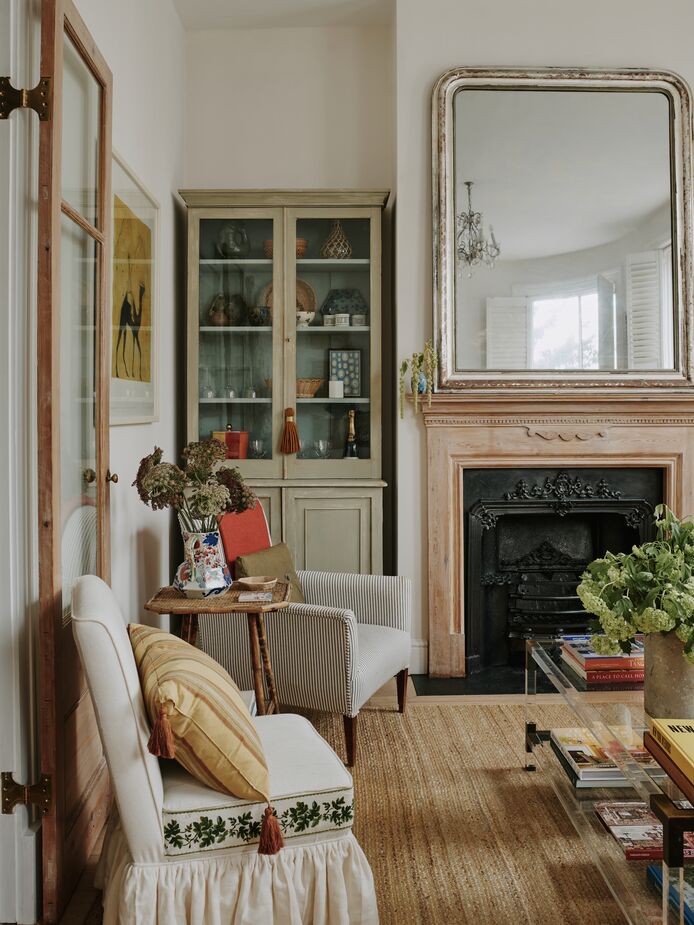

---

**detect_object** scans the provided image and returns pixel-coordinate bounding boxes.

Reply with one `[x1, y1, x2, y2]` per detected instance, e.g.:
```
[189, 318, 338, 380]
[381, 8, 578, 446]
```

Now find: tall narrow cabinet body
[179, 190, 389, 573]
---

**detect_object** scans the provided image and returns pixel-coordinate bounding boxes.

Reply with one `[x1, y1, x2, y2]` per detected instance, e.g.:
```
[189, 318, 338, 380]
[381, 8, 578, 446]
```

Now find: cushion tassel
[280, 408, 300, 455]
[147, 702, 176, 759]
[258, 805, 284, 854]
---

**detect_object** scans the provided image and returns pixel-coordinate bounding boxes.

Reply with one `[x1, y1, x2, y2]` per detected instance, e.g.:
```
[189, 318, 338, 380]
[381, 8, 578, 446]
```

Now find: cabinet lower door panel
[284, 487, 382, 574]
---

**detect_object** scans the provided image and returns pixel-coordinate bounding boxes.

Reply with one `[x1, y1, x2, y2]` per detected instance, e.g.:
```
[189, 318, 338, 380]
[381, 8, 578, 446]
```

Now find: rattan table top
[144, 581, 291, 615]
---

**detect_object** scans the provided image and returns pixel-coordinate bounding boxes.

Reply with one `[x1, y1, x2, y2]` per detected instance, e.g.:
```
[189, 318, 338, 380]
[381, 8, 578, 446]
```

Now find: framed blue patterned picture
[328, 348, 362, 397]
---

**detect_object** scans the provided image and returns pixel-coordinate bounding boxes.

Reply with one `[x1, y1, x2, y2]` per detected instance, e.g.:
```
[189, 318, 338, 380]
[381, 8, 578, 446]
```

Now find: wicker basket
[263, 238, 308, 259]
[296, 377, 325, 398]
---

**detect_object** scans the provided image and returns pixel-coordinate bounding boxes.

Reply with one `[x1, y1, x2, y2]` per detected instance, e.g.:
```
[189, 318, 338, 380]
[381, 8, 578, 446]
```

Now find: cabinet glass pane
[294, 218, 371, 461]
[60, 215, 98, 618]
[62, 35, 101, 227]
[197, 218, 275, 459]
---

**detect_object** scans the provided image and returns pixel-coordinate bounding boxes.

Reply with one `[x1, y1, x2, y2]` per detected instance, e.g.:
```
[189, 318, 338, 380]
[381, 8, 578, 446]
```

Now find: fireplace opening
[463, 467, 663, 674]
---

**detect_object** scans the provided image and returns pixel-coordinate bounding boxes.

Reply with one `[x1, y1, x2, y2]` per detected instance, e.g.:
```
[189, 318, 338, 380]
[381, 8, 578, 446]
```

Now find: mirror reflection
[453, 89, 676, 372]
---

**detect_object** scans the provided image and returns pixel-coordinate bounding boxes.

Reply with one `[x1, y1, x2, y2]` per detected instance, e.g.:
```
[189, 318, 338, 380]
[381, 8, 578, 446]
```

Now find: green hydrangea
[577, 505, 694, 662]
[589, 635, 623, 656]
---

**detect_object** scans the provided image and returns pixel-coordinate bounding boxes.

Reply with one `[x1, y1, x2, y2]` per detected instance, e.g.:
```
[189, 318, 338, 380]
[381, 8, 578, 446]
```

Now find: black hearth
[464, 468, 662, 674]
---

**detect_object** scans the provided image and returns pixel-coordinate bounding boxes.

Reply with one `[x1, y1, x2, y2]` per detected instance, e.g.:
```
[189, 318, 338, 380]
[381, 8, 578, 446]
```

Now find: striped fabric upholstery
[299, 571, 412, 633]
[129, 624, 270, 803]
[196, 571, 412, 722]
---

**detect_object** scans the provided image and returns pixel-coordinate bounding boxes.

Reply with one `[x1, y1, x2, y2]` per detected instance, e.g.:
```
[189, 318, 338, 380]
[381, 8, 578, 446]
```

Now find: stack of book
[550, 727, 666, 789]
[595, 801, 694, 860]
[645, 717, 694, 801]
[560, 635, 644, 689]
[647, 864, 694, 924]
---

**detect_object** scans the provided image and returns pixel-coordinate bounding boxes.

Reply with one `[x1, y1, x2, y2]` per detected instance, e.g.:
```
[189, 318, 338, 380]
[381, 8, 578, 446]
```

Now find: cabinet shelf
[199, 398, 271, 404]
[297, 259, 370, 271]
[200, 259, 272, 267]
[199, 326, 272, 333]
[297, 397, 370, 404]
[297, 326, 370, 334]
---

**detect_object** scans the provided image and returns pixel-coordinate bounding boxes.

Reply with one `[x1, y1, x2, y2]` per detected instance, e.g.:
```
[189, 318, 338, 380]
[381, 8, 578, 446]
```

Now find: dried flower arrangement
[133, 440, 256, 533]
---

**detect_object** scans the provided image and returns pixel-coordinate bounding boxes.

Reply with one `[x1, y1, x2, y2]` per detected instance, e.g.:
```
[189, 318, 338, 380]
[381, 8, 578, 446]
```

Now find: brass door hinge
[1, 772, 52, 815]
[0, 77, 50, 121]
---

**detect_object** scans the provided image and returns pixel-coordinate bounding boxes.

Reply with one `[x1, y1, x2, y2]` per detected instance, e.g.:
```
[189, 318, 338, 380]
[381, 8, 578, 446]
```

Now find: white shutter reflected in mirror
[485, 297, 529, 369]
[626, 251, 662, 369]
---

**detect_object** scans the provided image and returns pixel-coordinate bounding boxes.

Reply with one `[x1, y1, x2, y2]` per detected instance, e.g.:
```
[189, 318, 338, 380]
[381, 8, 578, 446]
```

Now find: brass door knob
[106, 470, 119, 484]
[83, 468, 96, 484]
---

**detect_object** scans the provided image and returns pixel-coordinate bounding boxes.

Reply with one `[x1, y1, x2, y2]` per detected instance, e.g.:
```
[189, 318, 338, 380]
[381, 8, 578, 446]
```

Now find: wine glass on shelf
[314, 439, 331, 459]
[249, 439, 266, 459]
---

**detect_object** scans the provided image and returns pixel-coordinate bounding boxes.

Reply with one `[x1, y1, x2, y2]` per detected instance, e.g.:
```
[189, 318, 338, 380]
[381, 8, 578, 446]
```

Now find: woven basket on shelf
[296, 378, 325, 398]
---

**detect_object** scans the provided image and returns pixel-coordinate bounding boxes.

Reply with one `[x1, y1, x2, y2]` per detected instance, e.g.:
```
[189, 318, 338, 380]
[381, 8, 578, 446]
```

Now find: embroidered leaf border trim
[163, 797, 354, 851]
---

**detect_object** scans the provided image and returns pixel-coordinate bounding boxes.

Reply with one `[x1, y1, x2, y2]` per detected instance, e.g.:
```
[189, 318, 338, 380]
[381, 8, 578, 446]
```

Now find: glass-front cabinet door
[286, 207, 381, 478]
[187, 209, 283, 477]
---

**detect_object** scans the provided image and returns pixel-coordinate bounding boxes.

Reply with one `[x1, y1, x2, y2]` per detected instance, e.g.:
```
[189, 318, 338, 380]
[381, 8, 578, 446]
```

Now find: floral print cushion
[163, 785, 354, 856]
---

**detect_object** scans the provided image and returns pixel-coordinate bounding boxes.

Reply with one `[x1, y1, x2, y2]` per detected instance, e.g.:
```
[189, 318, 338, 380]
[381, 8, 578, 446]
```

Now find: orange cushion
[219, 504, 272, 577]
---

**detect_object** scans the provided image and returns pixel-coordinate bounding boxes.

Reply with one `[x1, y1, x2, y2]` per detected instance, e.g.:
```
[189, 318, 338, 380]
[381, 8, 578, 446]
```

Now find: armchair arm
[264, 603, 358, 715]
[298, 571, 412, 634]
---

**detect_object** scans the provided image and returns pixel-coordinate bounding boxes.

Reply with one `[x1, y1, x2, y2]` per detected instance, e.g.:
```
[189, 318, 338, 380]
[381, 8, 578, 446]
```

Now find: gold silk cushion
[235, 542, 305, 603]
[128, 623, 270, 802]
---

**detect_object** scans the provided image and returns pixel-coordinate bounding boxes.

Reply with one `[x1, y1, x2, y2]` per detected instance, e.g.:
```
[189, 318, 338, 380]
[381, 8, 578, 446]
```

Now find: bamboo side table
[144, 582, 291, 716]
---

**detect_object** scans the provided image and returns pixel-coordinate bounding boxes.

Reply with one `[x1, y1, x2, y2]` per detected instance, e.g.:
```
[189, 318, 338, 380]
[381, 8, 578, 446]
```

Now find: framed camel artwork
[110, 151, 159, 424]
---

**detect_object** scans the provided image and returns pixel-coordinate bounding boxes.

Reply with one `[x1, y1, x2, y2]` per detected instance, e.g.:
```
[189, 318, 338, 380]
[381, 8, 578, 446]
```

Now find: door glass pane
[294, 218, 371, 461]
[60, 214, 98, 617]
[197, 218, 274, 460]
[61, 34, 100, 227]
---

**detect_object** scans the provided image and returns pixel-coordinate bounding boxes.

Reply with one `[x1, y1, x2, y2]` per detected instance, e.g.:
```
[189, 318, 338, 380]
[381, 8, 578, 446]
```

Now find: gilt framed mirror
[432, 67, 693, 389]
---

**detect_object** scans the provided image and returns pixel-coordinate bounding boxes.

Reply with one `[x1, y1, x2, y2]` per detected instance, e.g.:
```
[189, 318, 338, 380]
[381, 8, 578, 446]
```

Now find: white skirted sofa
[71, 575, 379, 924]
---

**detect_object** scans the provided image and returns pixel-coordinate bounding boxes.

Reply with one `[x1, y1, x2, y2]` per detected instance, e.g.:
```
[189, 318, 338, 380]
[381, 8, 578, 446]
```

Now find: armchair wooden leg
[343, 715, 357, 767]
[396, 668, 408, 713]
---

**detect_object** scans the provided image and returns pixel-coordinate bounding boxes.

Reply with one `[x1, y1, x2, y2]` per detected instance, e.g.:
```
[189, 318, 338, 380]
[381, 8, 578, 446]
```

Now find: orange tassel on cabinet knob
[280, 408, 300, 454]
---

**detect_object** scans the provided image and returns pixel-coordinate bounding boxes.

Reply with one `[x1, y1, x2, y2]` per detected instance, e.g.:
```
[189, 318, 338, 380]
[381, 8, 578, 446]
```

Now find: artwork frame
[110, 150, 159, 424]
[328, 348, 362, 397]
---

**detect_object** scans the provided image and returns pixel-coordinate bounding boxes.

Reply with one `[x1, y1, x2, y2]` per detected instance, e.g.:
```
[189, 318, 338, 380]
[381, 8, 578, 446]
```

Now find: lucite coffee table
[525, 637, 694, 925]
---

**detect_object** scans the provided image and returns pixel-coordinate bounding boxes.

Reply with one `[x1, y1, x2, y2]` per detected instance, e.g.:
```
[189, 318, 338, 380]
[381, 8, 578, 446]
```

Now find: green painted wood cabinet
[179, 190, 389, 574]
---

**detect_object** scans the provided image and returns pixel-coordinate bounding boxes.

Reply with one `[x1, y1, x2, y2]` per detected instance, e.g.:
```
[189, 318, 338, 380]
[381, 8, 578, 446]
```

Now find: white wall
[75, 0, 185, 622]
[184, 25, 394, 187]
[395, 0, 694, 664]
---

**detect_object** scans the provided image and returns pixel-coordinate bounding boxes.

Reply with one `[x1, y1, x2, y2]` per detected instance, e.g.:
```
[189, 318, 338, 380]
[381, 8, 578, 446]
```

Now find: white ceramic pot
[644, 631, 694, 718]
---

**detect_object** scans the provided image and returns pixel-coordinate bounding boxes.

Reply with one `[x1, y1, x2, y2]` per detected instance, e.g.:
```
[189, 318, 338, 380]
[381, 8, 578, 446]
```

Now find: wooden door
[37, 1, 113, 920]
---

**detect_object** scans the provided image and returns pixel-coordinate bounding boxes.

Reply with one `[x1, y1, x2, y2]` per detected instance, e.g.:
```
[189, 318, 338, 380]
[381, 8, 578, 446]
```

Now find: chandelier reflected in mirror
[456, 181, 501, 274]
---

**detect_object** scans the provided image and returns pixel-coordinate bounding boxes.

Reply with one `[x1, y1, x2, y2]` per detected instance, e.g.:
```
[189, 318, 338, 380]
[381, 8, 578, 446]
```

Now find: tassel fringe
[258, 805, 284, 854]
[148, 702, 176, 759]
[280, 408, 300, 455]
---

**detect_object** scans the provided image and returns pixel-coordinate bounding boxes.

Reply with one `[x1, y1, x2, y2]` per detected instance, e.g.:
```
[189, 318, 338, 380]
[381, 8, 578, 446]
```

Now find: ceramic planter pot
[644, 631, 694, 717]
[174, 522, 232, 598]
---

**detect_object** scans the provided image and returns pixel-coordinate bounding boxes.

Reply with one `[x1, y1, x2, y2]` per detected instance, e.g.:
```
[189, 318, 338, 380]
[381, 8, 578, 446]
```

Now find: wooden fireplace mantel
[421, 389, 694, 677]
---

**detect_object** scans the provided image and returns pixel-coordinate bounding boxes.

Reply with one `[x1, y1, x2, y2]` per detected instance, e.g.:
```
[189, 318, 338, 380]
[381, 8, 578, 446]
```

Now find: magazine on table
[596, 801, 694, 860]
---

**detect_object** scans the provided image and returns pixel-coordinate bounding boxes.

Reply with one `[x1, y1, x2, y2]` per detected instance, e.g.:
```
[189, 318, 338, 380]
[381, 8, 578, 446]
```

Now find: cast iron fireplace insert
[463, 467, 662, 674]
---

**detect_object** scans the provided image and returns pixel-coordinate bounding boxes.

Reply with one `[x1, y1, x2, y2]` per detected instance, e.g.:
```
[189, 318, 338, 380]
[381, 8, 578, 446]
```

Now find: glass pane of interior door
[294, 217, 371, 461]
[197, 218, 274, 460]
[61, 33, 100, 226]
[59, 214, 98, 618]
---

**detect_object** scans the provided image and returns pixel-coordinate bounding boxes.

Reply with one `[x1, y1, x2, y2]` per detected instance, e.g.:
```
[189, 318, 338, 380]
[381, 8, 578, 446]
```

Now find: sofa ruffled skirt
[96, 818, 379, 925]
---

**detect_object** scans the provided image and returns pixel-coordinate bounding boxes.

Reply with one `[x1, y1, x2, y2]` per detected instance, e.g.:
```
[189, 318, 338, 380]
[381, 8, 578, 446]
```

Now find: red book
[560, 651, 644, 682]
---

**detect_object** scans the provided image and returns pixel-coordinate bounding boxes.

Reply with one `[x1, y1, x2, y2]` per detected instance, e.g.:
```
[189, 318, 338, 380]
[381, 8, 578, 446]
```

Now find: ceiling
[173, 0, 392, 30]
[454, 89, 672, 261]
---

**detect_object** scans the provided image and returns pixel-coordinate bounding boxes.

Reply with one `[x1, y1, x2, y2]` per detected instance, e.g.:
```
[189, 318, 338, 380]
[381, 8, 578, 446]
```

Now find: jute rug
[309, 703, 625, 925]
[82, 703, 625, 925]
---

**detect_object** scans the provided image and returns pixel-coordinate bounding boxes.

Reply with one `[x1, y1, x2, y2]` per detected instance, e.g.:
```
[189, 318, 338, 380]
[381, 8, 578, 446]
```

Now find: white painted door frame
[0, 0, 41, 921]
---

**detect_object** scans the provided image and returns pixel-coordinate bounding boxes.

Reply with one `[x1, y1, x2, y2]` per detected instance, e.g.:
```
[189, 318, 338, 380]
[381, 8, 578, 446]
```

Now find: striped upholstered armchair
[197, 508, 412, 765]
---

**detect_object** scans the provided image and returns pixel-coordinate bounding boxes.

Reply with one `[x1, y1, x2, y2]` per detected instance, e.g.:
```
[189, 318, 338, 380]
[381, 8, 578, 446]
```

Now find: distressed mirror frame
[432, 67, 694, 391]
